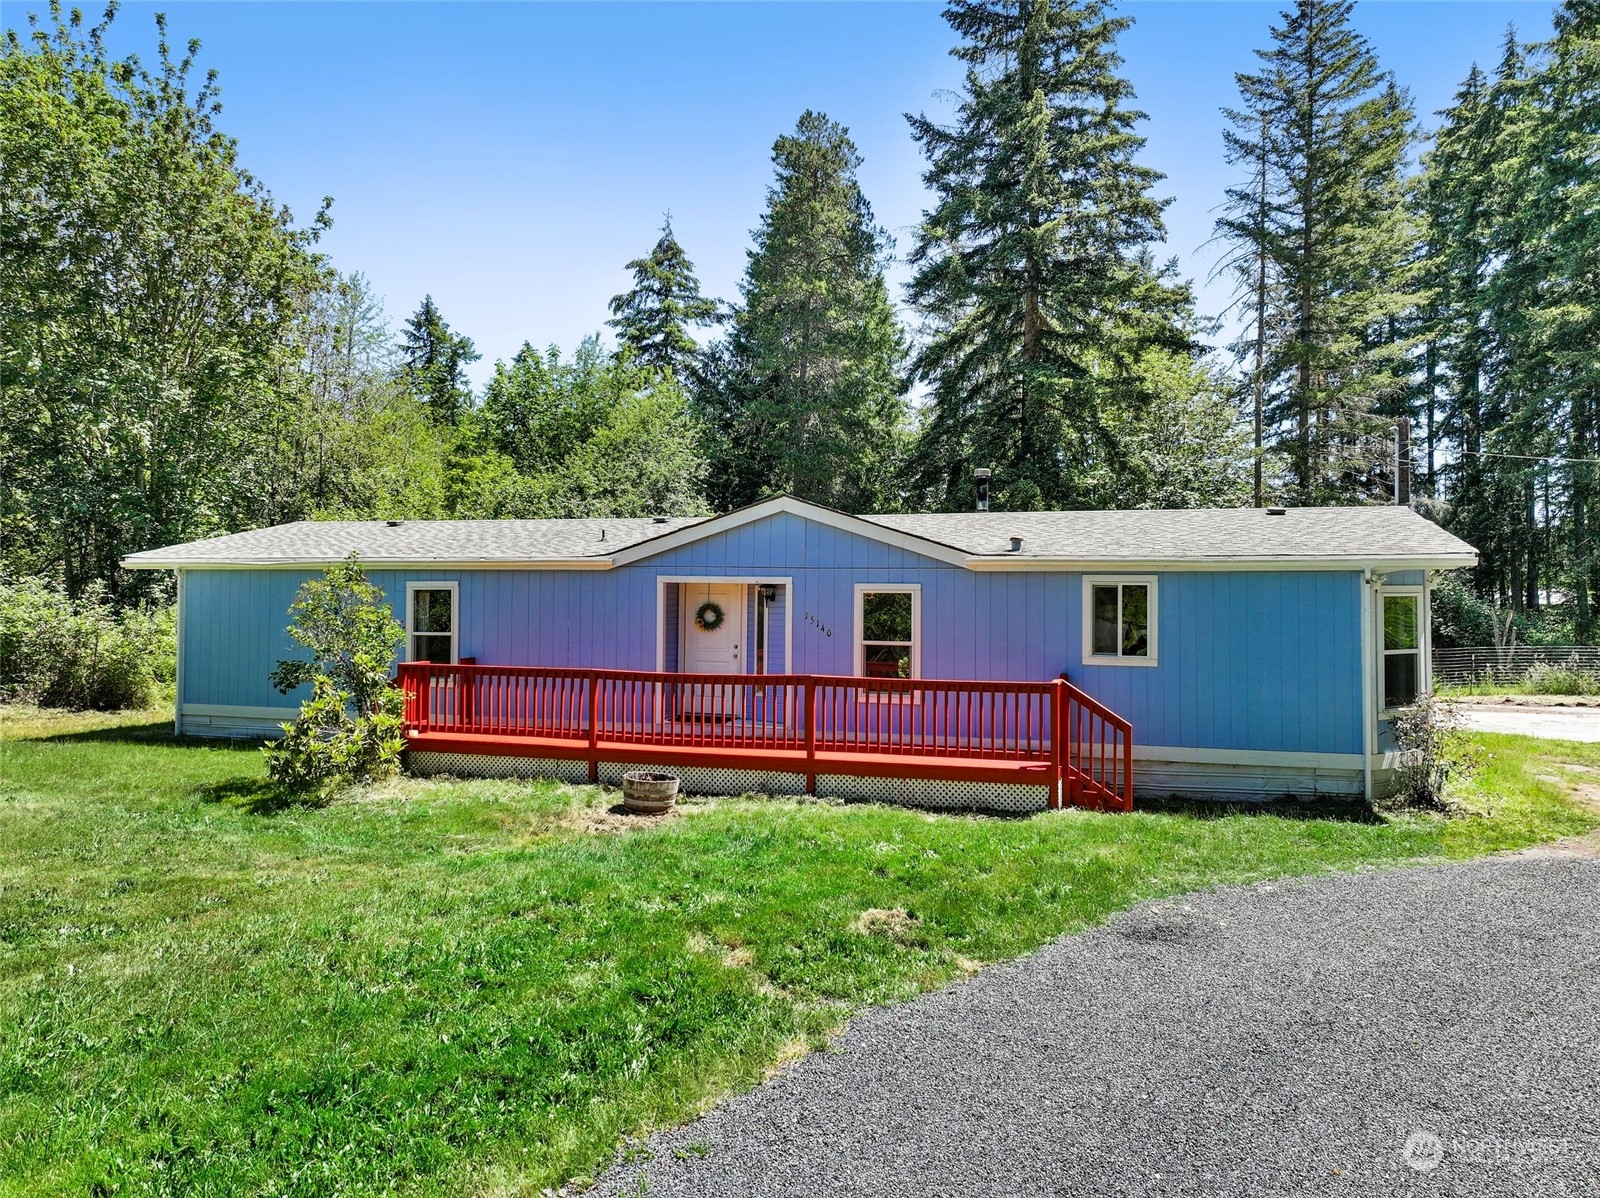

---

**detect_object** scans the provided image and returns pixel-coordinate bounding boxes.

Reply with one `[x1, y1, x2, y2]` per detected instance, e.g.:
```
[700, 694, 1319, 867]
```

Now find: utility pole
[1396, 416, 1411, 507]
[1251, 113, 1269, 510]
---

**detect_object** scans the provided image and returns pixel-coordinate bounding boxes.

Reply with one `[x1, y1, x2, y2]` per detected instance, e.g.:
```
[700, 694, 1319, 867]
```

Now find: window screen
[860, 590, 915, 679]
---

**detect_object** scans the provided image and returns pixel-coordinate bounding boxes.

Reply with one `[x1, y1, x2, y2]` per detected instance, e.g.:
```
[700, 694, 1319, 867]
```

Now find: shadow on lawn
[197, 775, 323, 816]
[34, 722, 263, 749]
[1135, 794, 1385, 825]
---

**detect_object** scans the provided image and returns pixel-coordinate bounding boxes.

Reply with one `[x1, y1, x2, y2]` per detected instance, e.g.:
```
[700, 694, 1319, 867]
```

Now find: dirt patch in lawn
[1505, 771, 1600, 859]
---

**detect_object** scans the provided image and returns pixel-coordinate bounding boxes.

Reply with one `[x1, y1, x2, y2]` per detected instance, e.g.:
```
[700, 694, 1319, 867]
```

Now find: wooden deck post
[1049, 678, 1064, 810]
[586, 670, 600, 784]
[803, 674, 817, 795]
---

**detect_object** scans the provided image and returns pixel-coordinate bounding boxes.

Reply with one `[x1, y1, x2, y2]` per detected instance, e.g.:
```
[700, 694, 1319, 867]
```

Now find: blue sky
[47, 1, 1559, 385]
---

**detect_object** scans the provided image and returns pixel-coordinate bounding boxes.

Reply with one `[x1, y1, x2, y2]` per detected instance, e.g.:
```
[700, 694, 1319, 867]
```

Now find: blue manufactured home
[124, 495, 1478, 808]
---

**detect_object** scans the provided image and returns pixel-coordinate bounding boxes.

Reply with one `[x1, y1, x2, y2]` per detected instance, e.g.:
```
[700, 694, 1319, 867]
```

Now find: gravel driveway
[593, 856, 1599, 1197]
[1460, 704, 1600, 742]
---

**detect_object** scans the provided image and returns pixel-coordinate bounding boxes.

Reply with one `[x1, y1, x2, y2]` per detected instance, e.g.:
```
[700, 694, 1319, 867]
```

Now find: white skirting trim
[181, 703, 302, 720]
[175, 703, 299, 740]
[1132, 743, 1364, 770]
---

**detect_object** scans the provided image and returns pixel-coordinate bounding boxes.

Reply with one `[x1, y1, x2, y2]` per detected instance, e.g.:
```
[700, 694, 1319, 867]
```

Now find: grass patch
[2, 709, 1596, 1196]
[1439, 672, 1600, 699]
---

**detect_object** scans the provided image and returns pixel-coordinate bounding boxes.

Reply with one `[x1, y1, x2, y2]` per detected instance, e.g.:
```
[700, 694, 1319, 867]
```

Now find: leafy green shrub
[0, 577, 174, 710]
[1388, 692, 1482, 810]
[265, 557, 406, 798]
[268, 676, 404, 796]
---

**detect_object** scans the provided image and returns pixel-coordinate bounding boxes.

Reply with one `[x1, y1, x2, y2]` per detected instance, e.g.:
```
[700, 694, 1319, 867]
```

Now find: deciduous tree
[0, 2, 330, 596]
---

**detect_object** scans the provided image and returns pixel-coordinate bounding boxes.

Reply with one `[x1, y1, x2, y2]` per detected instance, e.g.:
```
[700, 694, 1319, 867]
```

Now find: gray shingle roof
[122, 517, 705, 566]
[121, 500, 1476, 569]
[865, 505, 1476, 563]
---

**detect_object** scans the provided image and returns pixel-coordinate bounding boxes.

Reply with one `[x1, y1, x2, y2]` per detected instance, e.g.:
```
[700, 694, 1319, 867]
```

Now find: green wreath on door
[693, 600, 726, 632]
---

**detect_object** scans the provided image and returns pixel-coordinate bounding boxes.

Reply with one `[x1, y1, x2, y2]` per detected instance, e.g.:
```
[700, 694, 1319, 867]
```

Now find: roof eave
[963, 554, 1479, 572]
[121, 557, 618, 571]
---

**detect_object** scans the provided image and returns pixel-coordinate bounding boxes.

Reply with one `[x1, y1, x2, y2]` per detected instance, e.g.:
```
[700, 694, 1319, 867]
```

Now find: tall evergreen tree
[1424, 44, 1531, 609]
[607, 216, 718, 379]
[1475, 4, 1600, 618]
[1534, 0, 1600, 628]
[708, 111, 909, 512]
[1217, 0, 1419, 505]
[398, 296, 479, 425]
[904, 0, 1192, 513]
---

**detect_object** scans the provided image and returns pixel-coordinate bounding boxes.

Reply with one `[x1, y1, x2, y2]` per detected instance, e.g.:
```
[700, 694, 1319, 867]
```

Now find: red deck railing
[396, 663, 1132, 811]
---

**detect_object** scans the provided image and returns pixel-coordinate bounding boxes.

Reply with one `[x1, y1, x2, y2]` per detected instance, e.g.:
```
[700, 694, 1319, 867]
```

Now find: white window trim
[405, 580, 460, 664]
[1377, 584, 1428, 714]
[1081, 575, 1159, 668]
[853, 583, 922, 684]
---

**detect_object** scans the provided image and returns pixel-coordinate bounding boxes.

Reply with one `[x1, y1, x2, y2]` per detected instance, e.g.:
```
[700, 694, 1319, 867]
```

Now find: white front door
[680, 583, 746, 715]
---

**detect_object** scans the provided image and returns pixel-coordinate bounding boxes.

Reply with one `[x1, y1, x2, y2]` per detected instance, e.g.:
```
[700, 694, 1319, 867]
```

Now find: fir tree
[1424, 47, 1528, 609]
[1478, 5, 1600, 617]
[1217, 0, 1419, 505]
[709, 111, 909, 513]
[399, 296, 479, 425]
[607, 216, 718, 379]
[904, 0, 1192, 513]
[1535, 1, 1600, 627]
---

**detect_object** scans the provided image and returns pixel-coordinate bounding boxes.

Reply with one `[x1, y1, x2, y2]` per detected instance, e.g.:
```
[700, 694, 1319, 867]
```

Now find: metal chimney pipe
[974, 468, 991, 512]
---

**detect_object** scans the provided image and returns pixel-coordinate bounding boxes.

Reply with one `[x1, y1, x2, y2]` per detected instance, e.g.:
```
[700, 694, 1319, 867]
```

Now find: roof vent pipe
[652, 516, 668, 524]
[385, 519, 403, 527]
[1266, 507, 1286, 516]
[974, 468, 992, 512]
[1009, 536, 1023, 552]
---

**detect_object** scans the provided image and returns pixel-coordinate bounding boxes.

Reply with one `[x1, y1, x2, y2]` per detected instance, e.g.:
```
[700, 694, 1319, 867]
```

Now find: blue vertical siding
[663, 583, 680, 671]
[767, 584, 788, 674]
[180, 509, 1365, 755]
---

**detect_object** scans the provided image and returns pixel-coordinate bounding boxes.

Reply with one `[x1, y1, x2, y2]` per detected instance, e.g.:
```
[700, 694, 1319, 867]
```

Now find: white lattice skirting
[815, 774, 1047, 814]
[595, 762, 808, 796]
[405, 751, 1049, 812]
[407, 752, 590, 785]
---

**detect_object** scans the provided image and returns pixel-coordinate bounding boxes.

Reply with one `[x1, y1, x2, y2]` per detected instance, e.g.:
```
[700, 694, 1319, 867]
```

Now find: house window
[1082, 576, 1158, 666]
[406, 582, 458, 664]
[855, 585, 920, 679]
[1381, 590, 1423, 709]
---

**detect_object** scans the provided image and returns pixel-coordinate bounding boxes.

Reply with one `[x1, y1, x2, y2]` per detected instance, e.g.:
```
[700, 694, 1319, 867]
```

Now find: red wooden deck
[397, 664, 1133, 811]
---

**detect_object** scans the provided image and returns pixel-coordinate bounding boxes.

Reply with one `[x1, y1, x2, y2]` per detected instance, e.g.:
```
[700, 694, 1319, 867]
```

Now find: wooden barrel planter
[621, 771, 679, 814]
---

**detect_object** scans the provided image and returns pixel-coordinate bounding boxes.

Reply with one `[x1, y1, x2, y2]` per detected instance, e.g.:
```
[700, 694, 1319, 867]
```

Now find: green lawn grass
[2, 707, 1596, 1197]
